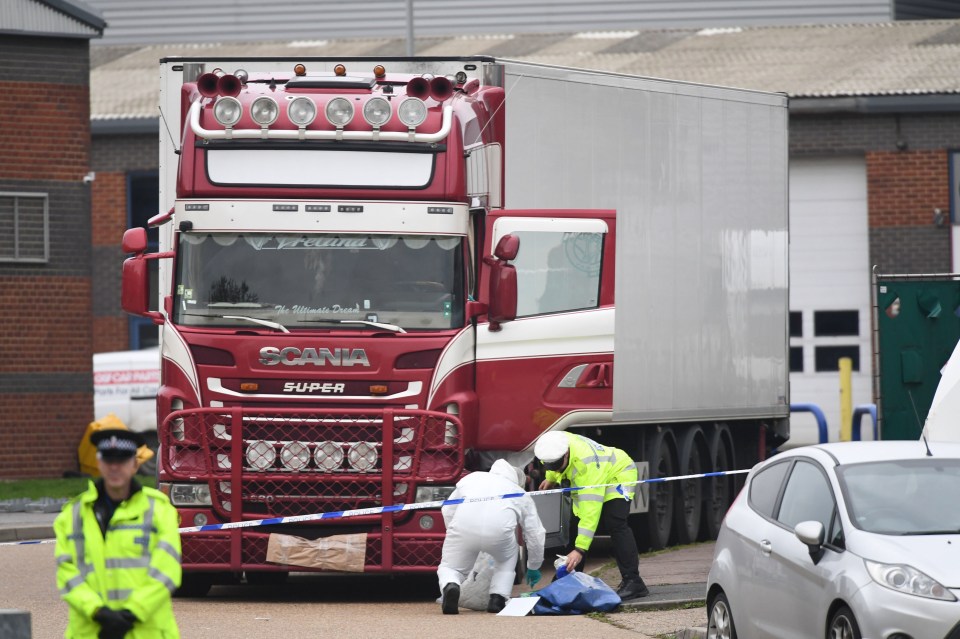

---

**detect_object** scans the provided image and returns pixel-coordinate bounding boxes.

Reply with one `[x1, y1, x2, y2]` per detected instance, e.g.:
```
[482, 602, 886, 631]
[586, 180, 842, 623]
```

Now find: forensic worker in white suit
[436, 459, 546, 614]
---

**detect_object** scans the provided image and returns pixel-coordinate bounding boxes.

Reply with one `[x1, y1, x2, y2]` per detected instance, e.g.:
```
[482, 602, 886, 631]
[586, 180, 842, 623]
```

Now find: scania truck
[121, 56, 789, 594]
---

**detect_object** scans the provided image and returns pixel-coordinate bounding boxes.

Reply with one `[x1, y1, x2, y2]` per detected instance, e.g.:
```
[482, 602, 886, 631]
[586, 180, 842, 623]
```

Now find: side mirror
[795, 520, 826, 565]
[494, 234, 519, 261]
[487, 261, 517, 331]
[122, 255, 163, 324]
[122, 227, 148, 254]
[484, 234, 519, 331]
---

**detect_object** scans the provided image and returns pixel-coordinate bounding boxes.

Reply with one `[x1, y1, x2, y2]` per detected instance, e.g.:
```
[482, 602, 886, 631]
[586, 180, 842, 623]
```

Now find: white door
[789, 157, 873, 446]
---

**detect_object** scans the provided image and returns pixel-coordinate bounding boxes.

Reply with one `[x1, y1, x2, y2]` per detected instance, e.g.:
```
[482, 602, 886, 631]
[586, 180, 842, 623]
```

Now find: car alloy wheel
[707, 592, 737, 639]
[829, 606, 862, 639]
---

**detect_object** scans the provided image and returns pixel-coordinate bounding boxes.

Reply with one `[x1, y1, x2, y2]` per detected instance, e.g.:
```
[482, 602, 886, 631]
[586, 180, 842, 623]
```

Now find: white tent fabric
[922, 339, 960, 443]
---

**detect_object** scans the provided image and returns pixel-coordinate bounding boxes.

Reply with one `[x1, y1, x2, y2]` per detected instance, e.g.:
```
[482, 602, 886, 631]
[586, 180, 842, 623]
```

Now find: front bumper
[161, 406, 462, 573]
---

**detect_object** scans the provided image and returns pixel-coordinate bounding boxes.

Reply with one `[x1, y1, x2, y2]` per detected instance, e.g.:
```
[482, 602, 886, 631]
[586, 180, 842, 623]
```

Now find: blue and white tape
[0, 468, 749, 546]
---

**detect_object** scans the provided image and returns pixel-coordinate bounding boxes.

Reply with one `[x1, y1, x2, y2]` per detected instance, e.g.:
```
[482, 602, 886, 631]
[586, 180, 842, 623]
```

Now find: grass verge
[0, 475, 157, 501]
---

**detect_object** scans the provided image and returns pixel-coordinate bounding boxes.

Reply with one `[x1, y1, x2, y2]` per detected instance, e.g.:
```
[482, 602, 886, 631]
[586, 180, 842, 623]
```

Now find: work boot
[616, 577, 650, 601]
[441, 583, 460, 615]
[487, 593, 508, 613]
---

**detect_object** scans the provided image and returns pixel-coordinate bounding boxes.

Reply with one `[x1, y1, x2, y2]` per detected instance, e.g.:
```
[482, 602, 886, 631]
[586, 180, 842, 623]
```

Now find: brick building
[87, 24, 960, 447]
[0, 0, 104, 478]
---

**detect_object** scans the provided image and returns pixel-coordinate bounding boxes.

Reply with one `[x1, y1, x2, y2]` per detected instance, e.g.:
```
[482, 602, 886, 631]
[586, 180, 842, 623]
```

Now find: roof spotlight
[363, 97, 391, 127]
[398, 97, 427, 128]
[325, 97, 354, 127]
[288, 96, 317, 127]
[213, 96, 242, 127]
[250, 96, 279, 126]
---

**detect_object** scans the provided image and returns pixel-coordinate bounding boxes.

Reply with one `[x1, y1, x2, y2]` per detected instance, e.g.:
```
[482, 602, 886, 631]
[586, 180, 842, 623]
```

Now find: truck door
[475, 210, 615, 451]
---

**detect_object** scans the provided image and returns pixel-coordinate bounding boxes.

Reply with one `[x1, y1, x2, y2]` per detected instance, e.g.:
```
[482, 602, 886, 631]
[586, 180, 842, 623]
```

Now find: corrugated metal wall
[1, 0, 100, 38]
[896, 0, 960, 19]
[84, 0, 895, 46]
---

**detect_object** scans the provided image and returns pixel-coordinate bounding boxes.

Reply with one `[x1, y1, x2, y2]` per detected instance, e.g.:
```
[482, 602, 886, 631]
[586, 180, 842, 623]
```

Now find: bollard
[0, 610, 31, 639]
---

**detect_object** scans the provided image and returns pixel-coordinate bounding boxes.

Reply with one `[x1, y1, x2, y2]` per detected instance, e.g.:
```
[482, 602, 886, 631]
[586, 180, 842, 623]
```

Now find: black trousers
[568, 497, 641, 581]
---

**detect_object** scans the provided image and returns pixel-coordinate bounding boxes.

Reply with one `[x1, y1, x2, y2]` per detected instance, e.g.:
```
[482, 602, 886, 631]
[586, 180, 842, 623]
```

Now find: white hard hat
[534, 431, 569, 463]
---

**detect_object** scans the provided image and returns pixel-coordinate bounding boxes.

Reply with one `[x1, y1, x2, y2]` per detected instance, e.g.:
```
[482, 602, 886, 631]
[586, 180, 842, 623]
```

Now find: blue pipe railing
[851, 403, 878, 441]
[790, 403, 829, 444]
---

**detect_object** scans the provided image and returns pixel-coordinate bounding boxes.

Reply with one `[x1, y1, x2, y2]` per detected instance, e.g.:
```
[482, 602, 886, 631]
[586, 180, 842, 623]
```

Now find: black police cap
[90, 428, 144, 460]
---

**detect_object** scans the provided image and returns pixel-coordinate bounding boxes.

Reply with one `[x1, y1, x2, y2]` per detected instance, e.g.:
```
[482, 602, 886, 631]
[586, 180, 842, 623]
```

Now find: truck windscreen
[173, 233, 464, 331]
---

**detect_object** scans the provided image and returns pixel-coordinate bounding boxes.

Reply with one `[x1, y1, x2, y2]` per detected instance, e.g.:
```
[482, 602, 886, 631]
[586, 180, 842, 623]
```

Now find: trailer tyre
[634, 429, 676, 551]
[674, 427, 707, 545]
[701, 424, 734, 541]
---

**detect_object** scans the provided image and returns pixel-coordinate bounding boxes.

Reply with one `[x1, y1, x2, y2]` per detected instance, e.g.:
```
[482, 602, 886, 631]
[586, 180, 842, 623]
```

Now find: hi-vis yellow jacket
[54, 481, 182, 638]
[544, 432, 637, 552]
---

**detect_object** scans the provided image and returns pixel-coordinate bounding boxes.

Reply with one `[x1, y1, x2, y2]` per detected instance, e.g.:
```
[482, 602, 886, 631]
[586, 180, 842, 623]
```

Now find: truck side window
[511, 230, 603, 317]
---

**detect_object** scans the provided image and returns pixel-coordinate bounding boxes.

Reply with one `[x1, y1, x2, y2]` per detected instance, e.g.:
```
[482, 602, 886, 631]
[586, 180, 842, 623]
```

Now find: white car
[707, 440, 960, 639]
[93, 347, 161, 474]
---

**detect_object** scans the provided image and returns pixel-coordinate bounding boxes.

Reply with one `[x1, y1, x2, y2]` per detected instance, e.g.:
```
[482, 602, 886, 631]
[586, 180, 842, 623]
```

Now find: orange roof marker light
[334, 64, 347, 76]
[373, 65, 386, 79]
[294, 63, 307, 76]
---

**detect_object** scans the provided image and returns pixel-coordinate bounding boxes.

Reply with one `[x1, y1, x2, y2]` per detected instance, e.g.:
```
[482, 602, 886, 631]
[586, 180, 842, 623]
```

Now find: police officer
[534, 430, 649, 601]
[55, 428, 182, 638]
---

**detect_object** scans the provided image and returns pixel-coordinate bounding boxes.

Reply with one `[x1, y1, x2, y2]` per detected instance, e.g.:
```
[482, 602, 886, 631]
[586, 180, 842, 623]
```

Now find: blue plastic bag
[532, 571, 622, 615]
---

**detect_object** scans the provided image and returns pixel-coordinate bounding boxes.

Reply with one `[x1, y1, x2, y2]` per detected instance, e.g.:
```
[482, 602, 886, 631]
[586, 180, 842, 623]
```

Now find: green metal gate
[875, 272, 960, 440]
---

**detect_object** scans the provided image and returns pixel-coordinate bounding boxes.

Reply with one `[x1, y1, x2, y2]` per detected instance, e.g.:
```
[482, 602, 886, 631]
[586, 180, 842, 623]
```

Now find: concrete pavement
[0, 512, 712, 637]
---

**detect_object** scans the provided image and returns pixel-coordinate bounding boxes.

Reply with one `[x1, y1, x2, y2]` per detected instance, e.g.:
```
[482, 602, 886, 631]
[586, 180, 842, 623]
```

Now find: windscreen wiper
[296, 318, 405, 333]
[184, 312, 290, 333]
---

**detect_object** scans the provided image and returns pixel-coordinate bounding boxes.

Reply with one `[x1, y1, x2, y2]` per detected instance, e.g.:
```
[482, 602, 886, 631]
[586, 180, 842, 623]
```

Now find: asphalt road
[1, 542, 706, 639]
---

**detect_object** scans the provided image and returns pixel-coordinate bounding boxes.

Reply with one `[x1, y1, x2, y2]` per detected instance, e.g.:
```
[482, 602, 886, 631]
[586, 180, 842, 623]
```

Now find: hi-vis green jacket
[544, 432, 637, 552]
[54, 481, 182, 638]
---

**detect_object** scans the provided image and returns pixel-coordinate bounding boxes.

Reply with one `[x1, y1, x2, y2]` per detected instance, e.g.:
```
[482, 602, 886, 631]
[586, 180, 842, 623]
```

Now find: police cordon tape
[0, 468, 749, 547]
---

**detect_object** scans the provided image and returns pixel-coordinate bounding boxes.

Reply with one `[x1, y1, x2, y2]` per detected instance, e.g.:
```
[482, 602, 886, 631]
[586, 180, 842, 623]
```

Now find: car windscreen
[173, 233, 464, 331]
[837, 458, 960, 535]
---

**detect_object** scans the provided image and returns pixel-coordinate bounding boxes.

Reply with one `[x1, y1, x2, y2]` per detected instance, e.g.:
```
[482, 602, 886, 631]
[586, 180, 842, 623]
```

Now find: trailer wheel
[634, 429, 677, 551]
[674, 427, 706, 545]
[701, 424, 734, 541]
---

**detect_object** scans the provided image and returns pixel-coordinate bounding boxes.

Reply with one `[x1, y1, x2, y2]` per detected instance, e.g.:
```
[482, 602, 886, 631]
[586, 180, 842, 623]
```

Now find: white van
[93, 347, 160, 474]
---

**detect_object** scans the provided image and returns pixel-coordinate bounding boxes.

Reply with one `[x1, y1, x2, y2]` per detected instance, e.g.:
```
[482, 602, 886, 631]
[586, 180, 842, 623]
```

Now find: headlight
[314, 441, 344, 472]
[325, 97, 354, 127]
[288, 97, 317, 127]
[362, 97, 391, 127]
[213, 97, 242, 127]
[245, 440, 276, 471]
[347, 441, 378, 472]
[414, 485, 456, 504]
[164, 483, 212, 506]
[250, 96, 279, 126]
[280, 441, 310, 471]
[398, 98, 427, 127]
[865, 560, 958, 601]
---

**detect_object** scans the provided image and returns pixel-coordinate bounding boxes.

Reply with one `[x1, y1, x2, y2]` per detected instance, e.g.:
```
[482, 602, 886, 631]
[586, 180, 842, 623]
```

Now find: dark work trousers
[567, 498, 641, 582]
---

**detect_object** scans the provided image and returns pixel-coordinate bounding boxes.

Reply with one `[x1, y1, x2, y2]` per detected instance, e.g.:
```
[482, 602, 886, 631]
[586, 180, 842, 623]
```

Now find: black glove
[94, 607, 135, 639]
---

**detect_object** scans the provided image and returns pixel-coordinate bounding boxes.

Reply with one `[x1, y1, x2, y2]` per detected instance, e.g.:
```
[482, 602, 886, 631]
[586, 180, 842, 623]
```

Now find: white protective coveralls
[437, 459, 546, 598]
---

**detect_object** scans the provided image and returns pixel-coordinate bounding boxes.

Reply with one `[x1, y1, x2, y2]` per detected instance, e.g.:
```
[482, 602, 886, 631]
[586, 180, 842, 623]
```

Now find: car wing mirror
[795, 520, 826, 565]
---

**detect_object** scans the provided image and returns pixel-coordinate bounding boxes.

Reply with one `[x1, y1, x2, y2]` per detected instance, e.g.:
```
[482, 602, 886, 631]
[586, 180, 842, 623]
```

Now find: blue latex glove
[525, 568, 542, 587]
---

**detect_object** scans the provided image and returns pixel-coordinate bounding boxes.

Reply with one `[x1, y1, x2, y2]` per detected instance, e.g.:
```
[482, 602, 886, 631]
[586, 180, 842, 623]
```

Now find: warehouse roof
[90, 19, 960, 125]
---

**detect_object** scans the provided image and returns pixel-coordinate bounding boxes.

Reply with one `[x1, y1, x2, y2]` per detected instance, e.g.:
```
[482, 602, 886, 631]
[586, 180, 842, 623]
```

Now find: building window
[814, 310, 859, 336]
[0, 192, 48, 263]
[127, 172, 160, 349]
[790, 311, 802, 337]
[815, 345, 860, 372]
[790, 346, 804, 372]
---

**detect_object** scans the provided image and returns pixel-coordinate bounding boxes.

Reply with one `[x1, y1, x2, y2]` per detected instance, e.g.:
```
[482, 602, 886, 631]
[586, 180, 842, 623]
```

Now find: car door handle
[760, 540, 772, 555]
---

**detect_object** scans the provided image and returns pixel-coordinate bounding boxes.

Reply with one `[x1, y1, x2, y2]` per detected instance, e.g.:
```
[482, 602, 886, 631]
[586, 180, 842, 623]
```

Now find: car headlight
[163, 482, 212, 506]
[865, 559, 958, 601]
[414, 485, 456, 504]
